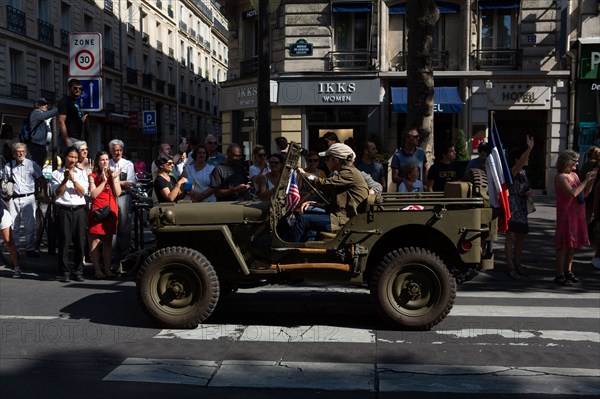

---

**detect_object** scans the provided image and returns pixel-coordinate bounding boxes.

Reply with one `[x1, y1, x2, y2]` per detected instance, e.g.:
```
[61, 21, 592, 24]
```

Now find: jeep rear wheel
[370, 247, 456, 330]
[137, 246, 219, 329]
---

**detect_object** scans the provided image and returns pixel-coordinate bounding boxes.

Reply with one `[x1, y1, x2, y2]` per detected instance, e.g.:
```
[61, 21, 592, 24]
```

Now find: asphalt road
[0, 194, 599, 398]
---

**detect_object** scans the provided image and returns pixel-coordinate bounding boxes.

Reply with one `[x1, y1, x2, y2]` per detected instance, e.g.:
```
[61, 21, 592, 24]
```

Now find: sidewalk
[482, 194, 600, 290]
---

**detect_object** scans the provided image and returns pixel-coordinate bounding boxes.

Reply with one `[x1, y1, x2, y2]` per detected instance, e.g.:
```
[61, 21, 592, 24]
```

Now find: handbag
[526, 197, 536, 214]
[1, 162, 14, 200]
[93, 205, 111, 221]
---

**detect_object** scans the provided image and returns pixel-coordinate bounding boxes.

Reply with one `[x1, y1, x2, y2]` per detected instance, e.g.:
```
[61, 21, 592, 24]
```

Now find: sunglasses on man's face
[307, 159, 319, 163]
[72, 86, 83, 91]
[256, 153, 266, 157]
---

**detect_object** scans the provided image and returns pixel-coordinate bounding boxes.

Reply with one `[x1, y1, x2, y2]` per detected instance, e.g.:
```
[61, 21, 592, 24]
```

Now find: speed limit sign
[69, 32, 102, 77]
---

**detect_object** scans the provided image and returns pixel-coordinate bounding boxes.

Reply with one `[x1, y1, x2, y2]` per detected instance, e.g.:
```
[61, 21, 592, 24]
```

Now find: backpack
[19, 114, 43, 144]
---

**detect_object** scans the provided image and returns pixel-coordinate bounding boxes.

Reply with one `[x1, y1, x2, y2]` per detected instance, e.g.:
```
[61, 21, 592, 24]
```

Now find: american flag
[285, 171, 301, 213]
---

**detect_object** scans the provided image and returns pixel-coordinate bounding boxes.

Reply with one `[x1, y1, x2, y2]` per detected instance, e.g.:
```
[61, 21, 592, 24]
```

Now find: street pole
[257, 0, 271, 150]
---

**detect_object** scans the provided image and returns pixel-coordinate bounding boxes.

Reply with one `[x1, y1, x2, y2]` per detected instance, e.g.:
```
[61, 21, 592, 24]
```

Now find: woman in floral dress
[554, 150, 597, 285]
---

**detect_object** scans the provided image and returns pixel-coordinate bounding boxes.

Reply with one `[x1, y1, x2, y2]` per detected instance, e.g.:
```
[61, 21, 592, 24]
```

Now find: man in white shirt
[5, 143, 49, 257]
[51, 146, 89, 282]
[108, 139, 137, 268]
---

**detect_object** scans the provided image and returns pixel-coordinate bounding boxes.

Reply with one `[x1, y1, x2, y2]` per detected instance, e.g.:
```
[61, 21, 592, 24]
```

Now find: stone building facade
[220, 0, 598, 193]
[0, 0, 227, 162]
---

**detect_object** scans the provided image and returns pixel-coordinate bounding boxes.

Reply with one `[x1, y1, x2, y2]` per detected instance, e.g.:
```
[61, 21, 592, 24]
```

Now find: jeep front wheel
[370, 247, 456, 330]
[137, 246, 220, 329]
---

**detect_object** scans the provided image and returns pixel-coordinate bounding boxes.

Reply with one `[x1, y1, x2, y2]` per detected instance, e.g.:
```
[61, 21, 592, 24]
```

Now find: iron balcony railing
[104, 48, 115, 68]
[38, 19, 54, 45]
[61, 29, 69, 50]
[325, 51, 375, 71]
[213, 19, 228, 39]
[391, 50, 449, 71]
[126, 67, 138, 84]
[471, 49, 522, 70]
[179, 21, 187, 32]
[142, 73, 153, 90]
[191, 0, 212, 21]
[156, 79, 165, 94]
[7, 5, 26, 35]
[240, 56, 258, 78]
[104, 0, 114, 14]
[10, 83, 28, 99]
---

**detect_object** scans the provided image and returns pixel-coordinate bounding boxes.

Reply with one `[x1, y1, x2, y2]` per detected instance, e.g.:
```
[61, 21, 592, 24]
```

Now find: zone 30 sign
[69, 32, 102, 77]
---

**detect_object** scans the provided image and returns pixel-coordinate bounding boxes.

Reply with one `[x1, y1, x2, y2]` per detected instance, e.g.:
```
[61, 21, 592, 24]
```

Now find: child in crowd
[398, 163, 423, 193]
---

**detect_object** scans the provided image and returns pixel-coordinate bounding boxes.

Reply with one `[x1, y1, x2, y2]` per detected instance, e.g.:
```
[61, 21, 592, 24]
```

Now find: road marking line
[104, 358, 600, 395]
[450, 306, 599, 318]
[0, 315, 61, 320]
[155, 324, 600, 344]
[155, 325, 375, 343]
[457, 291, 600, 299]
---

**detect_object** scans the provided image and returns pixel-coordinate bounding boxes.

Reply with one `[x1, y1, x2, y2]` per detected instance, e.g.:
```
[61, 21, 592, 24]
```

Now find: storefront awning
[389, 2, 459, 14]
[332, 1, 372, 13]
[391, 87, 464, 113]
[478, 0, 520, 10]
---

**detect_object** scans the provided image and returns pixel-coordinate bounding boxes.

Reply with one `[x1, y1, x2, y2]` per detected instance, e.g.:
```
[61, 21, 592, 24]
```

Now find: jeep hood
[150, 200, 269, 226]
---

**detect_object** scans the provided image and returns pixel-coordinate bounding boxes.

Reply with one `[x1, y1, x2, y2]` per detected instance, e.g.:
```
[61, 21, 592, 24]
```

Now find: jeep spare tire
[137, 246, 220, 329]
[370, 247, 456, 330]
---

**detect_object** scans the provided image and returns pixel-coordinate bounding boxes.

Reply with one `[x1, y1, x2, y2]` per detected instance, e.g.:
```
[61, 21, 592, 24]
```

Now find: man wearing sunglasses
[205, 134, 226, 166]
[57, 79, 88, 156]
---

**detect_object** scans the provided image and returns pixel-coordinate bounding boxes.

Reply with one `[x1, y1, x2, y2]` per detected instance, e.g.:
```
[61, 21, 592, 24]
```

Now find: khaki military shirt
[304, 165, 369, 231]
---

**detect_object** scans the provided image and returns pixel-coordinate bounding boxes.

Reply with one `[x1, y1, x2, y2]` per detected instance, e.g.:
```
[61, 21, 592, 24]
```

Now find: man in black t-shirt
[427, 142, 459, 192]
[57, 79, 87, 156]
[210, 143, 250, 202]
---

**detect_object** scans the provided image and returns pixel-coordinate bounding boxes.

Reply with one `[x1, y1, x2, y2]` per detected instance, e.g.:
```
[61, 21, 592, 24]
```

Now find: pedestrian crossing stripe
[104, 358, 600, 395]
[154, 323, 600, 344]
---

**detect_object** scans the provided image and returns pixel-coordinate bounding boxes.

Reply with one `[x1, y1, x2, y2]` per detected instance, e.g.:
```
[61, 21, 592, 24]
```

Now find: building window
[40, 57, 52, 90]
[38, 0, 51, 21]
[474, 0, 521, 69]
[332, 2, 371, 51]
[60, 2, 71, 31]
[84, 14, 93, 32]
[481, 9, 516, 50]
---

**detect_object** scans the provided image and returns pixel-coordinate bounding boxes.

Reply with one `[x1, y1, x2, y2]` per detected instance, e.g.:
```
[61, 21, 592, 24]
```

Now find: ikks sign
[278, 79, 380, 106]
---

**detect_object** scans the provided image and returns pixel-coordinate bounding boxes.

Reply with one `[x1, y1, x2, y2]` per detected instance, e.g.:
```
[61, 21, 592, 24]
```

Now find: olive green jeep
[136, 142, 496, 331]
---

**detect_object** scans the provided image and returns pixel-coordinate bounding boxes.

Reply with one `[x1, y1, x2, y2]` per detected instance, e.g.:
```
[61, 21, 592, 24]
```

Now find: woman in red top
[88, 151, 121, 279]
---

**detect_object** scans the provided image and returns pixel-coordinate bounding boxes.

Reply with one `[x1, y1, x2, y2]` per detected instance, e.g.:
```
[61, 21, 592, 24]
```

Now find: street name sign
[69, 32, 102, 77]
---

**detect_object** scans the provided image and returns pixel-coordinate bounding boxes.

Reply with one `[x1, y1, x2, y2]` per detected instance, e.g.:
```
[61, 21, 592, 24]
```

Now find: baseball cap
[319, 143, 356, 162]
[34, 97, 48, 104]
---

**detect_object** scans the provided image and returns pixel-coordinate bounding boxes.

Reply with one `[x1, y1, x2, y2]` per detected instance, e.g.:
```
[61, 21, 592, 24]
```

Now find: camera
[182, 181, 193, 191]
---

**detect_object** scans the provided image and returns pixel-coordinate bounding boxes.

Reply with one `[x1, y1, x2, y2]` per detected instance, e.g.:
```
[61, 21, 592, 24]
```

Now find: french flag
[486, 120, 513, 233]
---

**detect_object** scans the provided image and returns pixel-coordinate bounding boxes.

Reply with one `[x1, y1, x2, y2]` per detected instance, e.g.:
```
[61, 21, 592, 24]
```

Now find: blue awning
[478, 0, 520, 10]
[389, 2, 459, 14]
[391, 87, 464, 113]
[332, 1, 372, 13]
